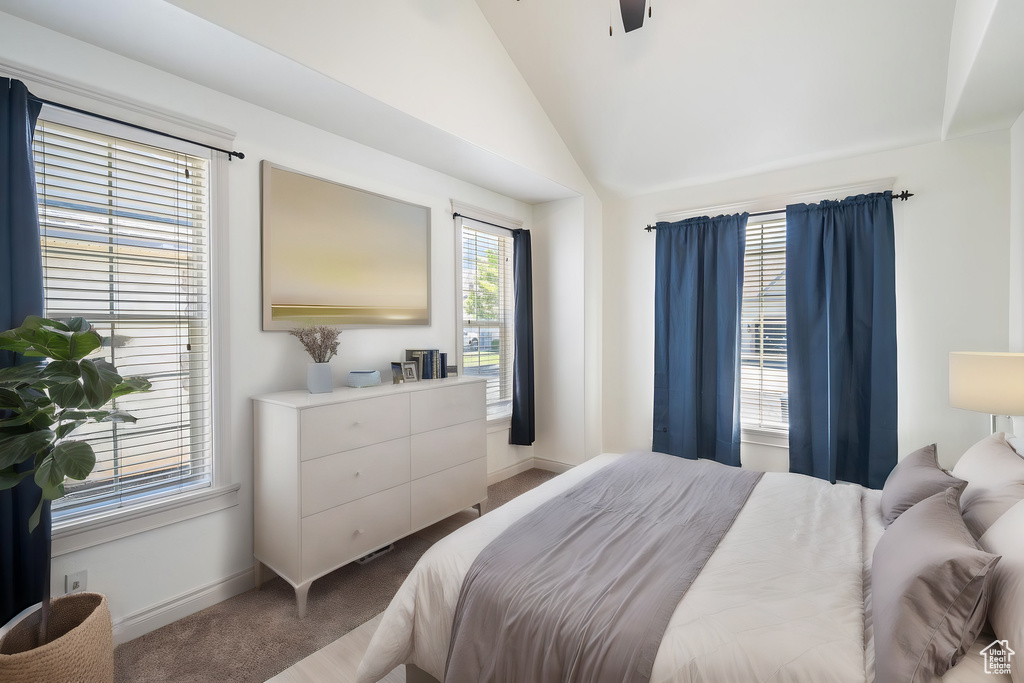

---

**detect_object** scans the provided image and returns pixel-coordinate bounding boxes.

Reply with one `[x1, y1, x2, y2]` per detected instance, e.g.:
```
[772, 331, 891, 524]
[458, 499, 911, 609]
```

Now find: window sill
[487, 414, 512, 433]
[741, 427, 789, 449]
[51, 483, 240, 557]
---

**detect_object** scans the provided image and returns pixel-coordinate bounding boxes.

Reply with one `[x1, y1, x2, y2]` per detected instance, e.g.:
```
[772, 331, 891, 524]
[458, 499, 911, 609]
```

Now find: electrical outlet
[65, 570, 87, 594]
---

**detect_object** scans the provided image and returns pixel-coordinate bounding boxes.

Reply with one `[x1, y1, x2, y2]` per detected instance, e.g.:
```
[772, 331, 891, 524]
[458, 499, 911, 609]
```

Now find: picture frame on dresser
[402, 361, 419, 382]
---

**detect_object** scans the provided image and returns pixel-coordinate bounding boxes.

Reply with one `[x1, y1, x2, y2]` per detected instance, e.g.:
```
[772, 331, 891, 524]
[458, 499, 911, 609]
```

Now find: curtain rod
[452, 212, 522, 233]
[30, 95, 246, 161]
[643, 189, 914, 232]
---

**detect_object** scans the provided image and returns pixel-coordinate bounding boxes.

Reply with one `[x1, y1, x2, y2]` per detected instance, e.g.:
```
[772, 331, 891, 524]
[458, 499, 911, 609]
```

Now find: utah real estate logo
[980, 639, 1014, 676]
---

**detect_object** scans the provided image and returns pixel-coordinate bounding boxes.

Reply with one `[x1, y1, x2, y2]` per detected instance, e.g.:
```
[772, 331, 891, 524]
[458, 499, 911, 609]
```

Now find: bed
[356, 440, 1024, 683]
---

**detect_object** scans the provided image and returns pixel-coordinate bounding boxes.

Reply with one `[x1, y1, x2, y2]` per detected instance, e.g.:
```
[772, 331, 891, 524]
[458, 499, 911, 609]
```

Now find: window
[459, 221, 515, 420]
[33, 116, 214, 523]
[740, 216, 788, 432]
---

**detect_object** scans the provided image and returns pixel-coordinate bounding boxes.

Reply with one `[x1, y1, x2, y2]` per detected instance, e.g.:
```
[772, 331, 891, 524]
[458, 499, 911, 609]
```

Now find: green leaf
[28, 498, 44, 532]
[27, 406, 56, 430]
[0, 430, 54, 469]
[37, 328, 72, 361]
[58, 410, 110, 421]
[23, 316, 68, 332]
[64, 317, 91, 333]
[67, 330, 103, 361]
[0, 362, 47, 386]
[92, 359, 123, 386]
[98, 410, 137, 424]
[0, 469, 32, 491]
[0, 408, 42, 428]
[80, 359, 115, 409]
[49, 380, 85, 409]
[55, 419, 85, 440]
[0, 331, 32, 355]
[41, 361, 81, 383]
[0, 387, 27, 411]
[34, 453, 64, 489]
[111, 376, 151, 400]
[27, 482, 62, 533]
[51, 441, 95, 481]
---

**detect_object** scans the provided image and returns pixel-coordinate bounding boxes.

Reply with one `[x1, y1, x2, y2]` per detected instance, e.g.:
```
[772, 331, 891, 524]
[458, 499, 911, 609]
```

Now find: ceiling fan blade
[620, 0, 646, 32]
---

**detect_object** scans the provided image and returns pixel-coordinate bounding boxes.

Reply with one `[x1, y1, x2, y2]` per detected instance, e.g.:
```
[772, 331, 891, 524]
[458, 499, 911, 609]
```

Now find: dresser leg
[295, 581, 312, 619]
[473, 502, 483, 516]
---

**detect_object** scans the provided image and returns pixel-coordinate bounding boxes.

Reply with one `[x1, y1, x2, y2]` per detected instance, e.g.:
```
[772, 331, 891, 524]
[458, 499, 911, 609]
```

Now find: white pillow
[1007, 433, 1024, 457]
[978, 498, 1024, 683]
[951, 433, 1024, 538]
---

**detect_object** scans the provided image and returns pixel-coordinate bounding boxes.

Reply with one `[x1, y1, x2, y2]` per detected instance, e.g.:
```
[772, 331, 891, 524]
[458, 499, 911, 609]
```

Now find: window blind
[461, 225, 514, 418]
[740, 217, 788, 432]
[33, 119, 213, 521]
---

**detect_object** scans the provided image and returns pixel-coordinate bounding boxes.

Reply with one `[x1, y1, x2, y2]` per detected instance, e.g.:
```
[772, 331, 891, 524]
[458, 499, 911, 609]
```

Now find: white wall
[165, 0, 593, 198]
[0, 14, 550, 638]
[603, 131, 1011, 470]
[1009, 111, 1024, 350]
[1009, 112, 1024, 437]
[532, 197, 587, 467]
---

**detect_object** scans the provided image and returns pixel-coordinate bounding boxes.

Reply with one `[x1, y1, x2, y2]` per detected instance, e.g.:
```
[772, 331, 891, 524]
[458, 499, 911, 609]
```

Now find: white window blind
[460, 225, 514, 419]
[33, 118, 213, 522]
[740, 217, 788, 432]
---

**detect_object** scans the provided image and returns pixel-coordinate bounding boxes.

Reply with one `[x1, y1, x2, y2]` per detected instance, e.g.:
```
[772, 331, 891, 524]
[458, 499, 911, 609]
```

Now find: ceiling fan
[618, 0, 650, 33]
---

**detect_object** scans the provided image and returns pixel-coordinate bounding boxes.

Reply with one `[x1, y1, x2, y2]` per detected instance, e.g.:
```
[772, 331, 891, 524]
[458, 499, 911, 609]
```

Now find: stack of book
[405, 349, 448, 379]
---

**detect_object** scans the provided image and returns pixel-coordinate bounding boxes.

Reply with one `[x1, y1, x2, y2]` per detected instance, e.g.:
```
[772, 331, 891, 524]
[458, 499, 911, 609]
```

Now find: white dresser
[252, 376, 487, 617]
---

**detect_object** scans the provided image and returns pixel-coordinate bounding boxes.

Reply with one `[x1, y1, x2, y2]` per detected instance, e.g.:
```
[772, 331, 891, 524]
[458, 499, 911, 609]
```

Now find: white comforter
[356, 453, 1006, 683]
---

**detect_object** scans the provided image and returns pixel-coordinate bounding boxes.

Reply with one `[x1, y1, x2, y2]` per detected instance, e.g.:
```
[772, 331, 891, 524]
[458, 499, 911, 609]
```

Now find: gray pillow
[951, 432, 1024, 538]
[879, 443, 966, 528]
[872, 487, 1001, 683]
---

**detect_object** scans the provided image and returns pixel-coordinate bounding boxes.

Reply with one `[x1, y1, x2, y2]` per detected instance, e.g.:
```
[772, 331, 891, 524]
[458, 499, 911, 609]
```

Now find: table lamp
[949, 352, 1024, 433]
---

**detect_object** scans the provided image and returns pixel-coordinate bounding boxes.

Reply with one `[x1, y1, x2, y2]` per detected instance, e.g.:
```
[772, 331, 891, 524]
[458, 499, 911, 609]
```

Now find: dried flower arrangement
[289, 324, 341, 364]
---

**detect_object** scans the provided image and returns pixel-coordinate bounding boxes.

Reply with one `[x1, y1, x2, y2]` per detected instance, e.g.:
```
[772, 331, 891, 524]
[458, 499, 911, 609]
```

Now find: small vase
[307, 362, 333, 394]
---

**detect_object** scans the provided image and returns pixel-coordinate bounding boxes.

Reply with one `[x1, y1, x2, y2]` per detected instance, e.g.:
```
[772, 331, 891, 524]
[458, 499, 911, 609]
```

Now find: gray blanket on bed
[444, 451, 764, 683]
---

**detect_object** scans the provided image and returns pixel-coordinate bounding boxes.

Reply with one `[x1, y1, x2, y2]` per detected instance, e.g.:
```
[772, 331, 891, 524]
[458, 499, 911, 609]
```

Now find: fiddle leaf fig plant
[0, 316, 152, 530]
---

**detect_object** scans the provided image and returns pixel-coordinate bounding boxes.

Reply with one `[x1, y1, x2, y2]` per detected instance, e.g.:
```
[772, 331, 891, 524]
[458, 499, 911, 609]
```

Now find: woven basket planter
[0, 592, 114, 683]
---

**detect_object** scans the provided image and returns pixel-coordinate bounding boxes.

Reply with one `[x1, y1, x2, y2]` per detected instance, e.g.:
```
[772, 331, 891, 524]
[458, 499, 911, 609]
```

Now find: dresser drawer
[301, 437, 410, 517]
[300, 393, 410, 460]
[411, 458, 486, 530]
[302, 483, 411, 579]
[411, 420, 485, 480]
[410, 382, 485, 433]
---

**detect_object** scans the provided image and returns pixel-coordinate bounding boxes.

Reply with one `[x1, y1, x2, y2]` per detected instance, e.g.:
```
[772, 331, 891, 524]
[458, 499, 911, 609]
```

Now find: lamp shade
[949, 352, 1024, 415]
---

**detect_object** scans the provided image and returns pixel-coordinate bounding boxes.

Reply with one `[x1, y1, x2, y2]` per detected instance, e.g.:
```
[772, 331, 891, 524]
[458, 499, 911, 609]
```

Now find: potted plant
[0, 316, 150, 681]
[289, 324, 341, 394]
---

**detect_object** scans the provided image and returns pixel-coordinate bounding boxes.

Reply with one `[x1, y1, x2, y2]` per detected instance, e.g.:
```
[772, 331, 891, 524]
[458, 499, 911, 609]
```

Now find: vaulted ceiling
[3, 0, 1023, 201]
[473, 0, 1023, 197]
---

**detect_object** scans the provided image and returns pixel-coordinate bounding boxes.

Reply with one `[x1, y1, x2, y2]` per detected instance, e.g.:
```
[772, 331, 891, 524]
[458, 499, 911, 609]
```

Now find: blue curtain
[510, 229, 535, 446]
[653, 213, 747, 466]
[786, 192, 897, 489]
[1, 78, 48, 625]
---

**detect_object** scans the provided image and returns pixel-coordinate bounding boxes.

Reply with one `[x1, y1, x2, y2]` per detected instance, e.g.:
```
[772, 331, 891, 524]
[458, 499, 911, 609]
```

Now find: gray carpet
[113, 468, 557, 683]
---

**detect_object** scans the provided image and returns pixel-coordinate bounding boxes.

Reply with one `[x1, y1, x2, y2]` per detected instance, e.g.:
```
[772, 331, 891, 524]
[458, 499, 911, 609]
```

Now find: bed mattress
[356, 453, 1009, 683]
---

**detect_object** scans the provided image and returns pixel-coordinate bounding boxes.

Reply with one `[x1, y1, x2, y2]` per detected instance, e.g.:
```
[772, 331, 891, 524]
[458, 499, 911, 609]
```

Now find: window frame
[452, 206, 522, 424]
[739, 214, 789, 439]
[33, 105, 237, 556]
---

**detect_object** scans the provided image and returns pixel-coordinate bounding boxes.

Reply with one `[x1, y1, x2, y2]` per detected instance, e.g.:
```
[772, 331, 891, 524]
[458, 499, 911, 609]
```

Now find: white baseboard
[530, 458, 574, 475]
[112, 567, 254, 645]
[487, 459, 536, 485]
